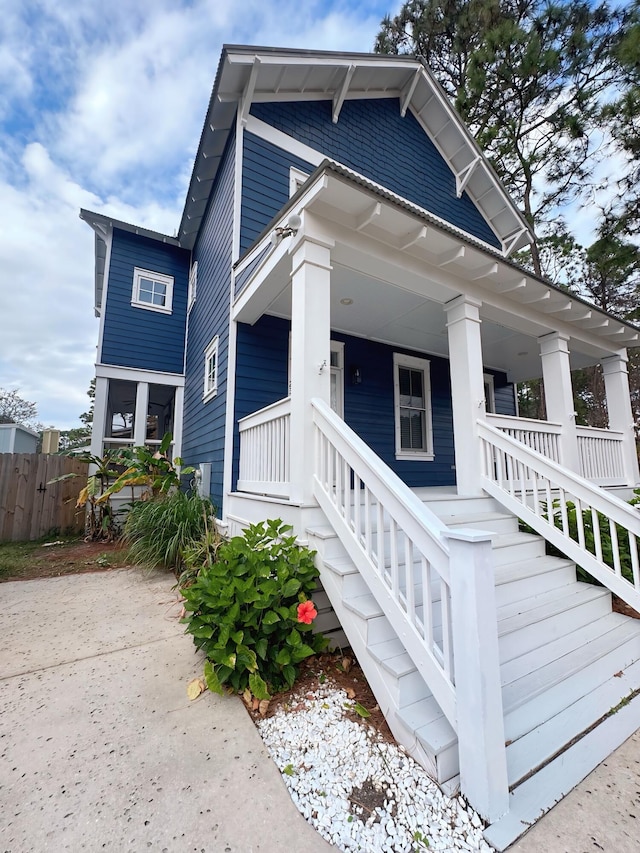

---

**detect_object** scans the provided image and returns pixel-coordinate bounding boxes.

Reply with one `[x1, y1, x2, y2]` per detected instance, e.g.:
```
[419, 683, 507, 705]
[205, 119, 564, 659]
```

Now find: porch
[227, 162, 640, 847]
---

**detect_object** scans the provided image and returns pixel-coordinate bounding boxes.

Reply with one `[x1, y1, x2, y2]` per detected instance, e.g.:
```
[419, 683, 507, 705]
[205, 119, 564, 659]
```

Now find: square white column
[538, 332, 579, 472]
[288, 236, 333, 505]
[444, 295, 486, 495]
[133, 382, 149, 448]
[601, 352, 640, 486]
[90, 376, 109, 458]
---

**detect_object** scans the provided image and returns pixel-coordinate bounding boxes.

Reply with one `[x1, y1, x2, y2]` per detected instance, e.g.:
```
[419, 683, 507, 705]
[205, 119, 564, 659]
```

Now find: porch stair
[306, 491, 640, 850]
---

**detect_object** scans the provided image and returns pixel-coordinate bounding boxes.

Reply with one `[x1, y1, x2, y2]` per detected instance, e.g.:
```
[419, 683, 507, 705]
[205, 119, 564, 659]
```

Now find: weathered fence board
[0, 454, 88, 542]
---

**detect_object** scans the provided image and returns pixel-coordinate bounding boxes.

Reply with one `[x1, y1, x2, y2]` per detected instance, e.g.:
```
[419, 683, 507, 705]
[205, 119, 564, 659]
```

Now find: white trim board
[95, 363, 185, 385]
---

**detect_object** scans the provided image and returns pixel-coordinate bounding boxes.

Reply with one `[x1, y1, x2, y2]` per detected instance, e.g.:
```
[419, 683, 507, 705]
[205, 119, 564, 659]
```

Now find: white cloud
[0, 0, 410, 431]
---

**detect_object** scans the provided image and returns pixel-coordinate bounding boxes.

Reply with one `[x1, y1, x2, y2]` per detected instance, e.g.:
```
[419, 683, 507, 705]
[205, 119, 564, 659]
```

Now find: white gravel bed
[257, 685, 495, 853]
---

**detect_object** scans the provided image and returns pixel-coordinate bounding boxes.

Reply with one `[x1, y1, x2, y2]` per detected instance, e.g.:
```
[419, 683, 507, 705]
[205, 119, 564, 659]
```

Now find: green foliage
[522, 490, 640, 585]
[376, 0, 625, 274]
[103, 432, 194, 500]
[181, 519, 328, 696]
[49, 448, 123, 541]
[122, 490, 214, 571]
[177, 512, 224, 588]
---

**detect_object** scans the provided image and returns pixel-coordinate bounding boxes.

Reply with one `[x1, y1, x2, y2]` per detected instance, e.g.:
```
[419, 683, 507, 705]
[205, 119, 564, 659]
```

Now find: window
[393, 353, 434, 460]
[132, 268, 173, 314]
[483, 373, 496, 414]
[203, 336, 218, 401]
[188, 261, 198, 310]
[289, 166, 309, 197]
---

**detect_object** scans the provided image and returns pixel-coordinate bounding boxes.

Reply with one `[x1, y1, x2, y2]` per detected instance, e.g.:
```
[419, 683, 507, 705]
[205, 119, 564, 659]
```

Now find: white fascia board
[96, 228, 112, 361]
[95, 363, 185, 385]
[224, 50, 418, 72]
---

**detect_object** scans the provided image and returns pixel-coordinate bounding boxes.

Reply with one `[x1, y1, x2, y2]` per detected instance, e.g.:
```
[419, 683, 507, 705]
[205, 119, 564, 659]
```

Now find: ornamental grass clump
[181, 519, 327, 700]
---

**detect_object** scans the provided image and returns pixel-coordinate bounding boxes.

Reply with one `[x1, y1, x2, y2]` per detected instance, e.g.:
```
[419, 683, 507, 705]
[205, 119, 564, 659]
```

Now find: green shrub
[122, 491, 213, 571]
[521, 488, 640, 585]
[181, 519, 328, 699]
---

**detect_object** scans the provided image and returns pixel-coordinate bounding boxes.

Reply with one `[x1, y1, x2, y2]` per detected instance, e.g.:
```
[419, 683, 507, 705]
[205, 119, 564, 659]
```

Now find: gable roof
[178, 45, 534, 254]
[79, 209, 180, 315]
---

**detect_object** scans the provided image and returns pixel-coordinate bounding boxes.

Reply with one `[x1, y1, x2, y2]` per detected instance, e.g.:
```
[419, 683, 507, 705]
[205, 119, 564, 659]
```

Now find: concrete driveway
[2, 567, 639, 853]
[0, 568, 332, 852]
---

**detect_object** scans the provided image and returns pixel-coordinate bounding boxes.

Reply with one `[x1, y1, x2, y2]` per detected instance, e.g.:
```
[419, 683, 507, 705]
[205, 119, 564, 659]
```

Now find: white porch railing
[312, 398, 509, 820]
[237, 397, 291, 498]
[486, 413, 562, 463]
[486, 413, 627, 486]
[479, 419, 640, 613]
[576, 425, 626, 485]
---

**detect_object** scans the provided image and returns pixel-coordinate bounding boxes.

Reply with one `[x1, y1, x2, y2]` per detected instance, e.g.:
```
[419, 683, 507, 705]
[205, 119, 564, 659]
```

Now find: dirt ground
[0, 539, 132, 582]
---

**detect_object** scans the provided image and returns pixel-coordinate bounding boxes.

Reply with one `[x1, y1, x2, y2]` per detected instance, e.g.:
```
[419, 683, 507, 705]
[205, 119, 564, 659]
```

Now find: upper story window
[393, 352, 434, 461]
[131, 268, 173, 314]
[203, 336, 219, 401]
[188, 261, 198, 310]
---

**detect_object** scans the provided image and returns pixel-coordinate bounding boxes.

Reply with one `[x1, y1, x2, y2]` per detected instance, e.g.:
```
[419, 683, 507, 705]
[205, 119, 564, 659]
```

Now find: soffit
[178, 45, 533, 253]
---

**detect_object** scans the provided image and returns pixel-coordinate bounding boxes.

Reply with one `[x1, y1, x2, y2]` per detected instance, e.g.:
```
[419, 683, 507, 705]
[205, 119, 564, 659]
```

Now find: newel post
[445, 528, 509, 823]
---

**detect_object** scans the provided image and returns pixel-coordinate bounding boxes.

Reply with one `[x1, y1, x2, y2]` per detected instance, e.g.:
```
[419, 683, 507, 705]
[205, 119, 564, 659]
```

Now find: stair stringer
[307, 523, 457, 785]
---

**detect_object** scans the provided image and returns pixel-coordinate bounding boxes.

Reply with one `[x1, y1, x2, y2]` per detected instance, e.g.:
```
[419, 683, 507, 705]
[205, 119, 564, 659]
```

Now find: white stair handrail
[312, 398, 509, 821]
[478, 419, 640, 612]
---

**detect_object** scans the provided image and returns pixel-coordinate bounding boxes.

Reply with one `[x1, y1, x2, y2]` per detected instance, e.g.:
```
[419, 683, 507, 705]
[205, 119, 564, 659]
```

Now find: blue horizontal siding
[233, 317, 514, 490]
[180, 128, 236, 514]
[101, 231, 189, 373]
[240, 133, 314, 253]
[250, 99, 500, 250]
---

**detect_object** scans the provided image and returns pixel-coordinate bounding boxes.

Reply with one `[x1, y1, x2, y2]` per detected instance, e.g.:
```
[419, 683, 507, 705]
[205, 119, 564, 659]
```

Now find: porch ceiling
[233, 164, 639, 383]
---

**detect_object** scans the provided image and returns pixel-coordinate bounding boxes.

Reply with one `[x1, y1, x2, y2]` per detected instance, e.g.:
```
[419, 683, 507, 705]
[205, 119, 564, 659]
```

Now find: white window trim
[483, 373, 496, 414]
[203, 336, 219, 402]
[131, 267, 174, 314]
[188, 260, 198, 311]
[393, 352, 434, 461]
[289, 166, 309, 197]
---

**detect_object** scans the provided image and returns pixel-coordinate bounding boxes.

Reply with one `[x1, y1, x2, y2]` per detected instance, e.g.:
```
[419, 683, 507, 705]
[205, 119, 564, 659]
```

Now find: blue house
[81, 46, 640, 848]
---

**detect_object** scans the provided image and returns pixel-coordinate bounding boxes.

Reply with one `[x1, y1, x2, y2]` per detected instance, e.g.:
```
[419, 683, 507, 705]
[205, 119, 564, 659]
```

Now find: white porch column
[444, 295, 486, 495]
[90, 376, 109, 458]
[133, 382, 149, 447]
[538, 332, 579, 471]
[601, 352, 640, 486]
[172, 385, 185, 461]
[288, 236, 333, 505]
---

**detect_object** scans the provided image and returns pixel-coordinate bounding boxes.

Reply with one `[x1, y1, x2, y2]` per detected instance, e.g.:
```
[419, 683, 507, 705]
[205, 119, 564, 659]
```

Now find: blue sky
[0, 0, 619, 431]
[0, 0, 395, 430]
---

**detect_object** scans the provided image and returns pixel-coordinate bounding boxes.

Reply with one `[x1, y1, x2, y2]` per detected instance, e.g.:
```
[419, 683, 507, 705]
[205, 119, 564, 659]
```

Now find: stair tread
[494, 554, 574, 586]
[491, 530, 543, 549]
[500, 611, 631, 686]
[306, 524, 339, 540]
[368, 638, 415, 677]
[343, 593, 383, 619]
[486, 680, 640, 851]
[502, 617, 640, 713]
[504, 632, 640, 743]
[323, 555, 357, 576]
[436, 510, 515, 525]
[505, 655, 640, 789]
[497, 584, 609, 635]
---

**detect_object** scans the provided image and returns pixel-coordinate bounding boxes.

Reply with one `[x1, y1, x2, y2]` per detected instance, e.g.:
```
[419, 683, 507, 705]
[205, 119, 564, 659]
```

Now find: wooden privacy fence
[0, 454, 88, 542]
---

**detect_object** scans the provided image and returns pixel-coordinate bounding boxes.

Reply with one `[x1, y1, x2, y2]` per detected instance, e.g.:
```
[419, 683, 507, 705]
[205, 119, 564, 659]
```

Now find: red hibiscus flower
[297, 600, 317, 624]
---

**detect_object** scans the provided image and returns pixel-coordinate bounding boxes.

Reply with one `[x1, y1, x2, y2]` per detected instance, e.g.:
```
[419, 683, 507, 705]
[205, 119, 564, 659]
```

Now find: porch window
[393, 353, 434, 460]
[203, 336, 218, 401]
[131, 268, 173, 314]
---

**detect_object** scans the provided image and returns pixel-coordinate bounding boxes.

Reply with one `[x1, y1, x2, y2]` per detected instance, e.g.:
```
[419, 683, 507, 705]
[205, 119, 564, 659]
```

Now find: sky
[0, 0, 397, 431]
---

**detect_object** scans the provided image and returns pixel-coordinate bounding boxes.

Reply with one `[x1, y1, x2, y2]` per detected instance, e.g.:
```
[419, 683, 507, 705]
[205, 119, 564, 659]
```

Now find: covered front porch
[226, 162, 640, 843]
[230, 162, 639, 512]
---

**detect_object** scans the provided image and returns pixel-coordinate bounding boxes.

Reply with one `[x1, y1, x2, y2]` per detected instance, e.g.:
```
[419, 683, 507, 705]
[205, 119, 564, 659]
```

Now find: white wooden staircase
[308, 489, 640, 849]
[304, 399, 640, 850]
